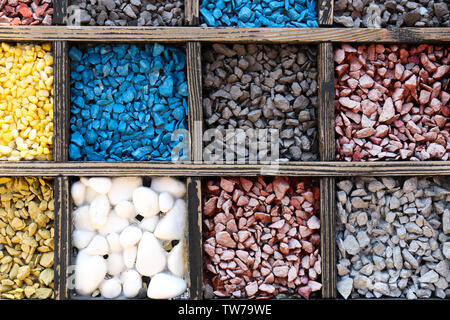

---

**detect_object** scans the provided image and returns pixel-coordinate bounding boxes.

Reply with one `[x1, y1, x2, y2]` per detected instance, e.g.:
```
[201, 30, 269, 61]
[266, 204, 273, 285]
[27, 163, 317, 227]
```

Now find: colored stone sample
[69, 43, 188, 161]
[335, 44, 449, 161]
[334, 0, 449, 28]
[200, 0, 318, 27]
[203, 43, 319, 161]
[71, 177, 187, 299]
[0, 42, 54, 161]
[336, 177, 450, 299]
[203, 177, 321, 299]
[68, 0, 184, 26]
[0, 0, 53, 25]
[0, 177, 54, 300]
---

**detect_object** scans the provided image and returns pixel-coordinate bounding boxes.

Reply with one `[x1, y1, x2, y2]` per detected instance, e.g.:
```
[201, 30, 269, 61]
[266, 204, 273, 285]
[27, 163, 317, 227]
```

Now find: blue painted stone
[112, 104, 125, 113]
[238, 6, 252, 22]
[69, 46, 83, 62]
[200, 7, 215, 26]
[71, 131, 85, 147]
[159, 77, 173, 97]
[69, 144, 82, 160]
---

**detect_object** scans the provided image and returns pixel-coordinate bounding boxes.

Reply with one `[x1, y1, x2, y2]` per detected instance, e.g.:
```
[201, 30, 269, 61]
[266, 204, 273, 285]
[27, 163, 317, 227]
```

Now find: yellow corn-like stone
[0, 43, 53, 160]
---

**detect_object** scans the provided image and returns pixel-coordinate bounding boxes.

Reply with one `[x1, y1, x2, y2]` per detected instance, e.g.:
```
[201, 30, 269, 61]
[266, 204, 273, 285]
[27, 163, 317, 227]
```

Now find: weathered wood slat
[53, 41, 70, 162]
[187, 42, 203, 163]
[53, 0, 67, 25]
[54, 176, 70, 300]
[185, 0, 199, 26]
[186, 177, 203, 299]
[1, 27, 449, 43]
[318, 0, 334, 27]
[0, 161, 448, 176]
[320, 177, 336, 298]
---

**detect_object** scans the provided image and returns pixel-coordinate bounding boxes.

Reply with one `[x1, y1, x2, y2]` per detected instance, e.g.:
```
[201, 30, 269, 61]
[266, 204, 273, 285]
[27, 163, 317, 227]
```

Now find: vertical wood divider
[54, 176, 71, 300]
[54, 0, 68, 25]
[54, 41, 70, 163]
[186, 177, 203, 299]
[318, 0, 334, 27]
[185, 0, 199, 26]
[187, 41, 203, 164]
[318, 42, 336, 298]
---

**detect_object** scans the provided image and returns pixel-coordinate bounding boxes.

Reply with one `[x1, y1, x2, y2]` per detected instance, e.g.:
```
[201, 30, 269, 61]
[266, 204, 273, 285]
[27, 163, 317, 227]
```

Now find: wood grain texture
[53, 41, 70, 162]
[186, 177, 203, 299]
[187, 42, 203, 163]
[53, 0, 67, 25]
[0, 161, 448, 176]
[185, 0, 199, 26]
[318, 0, 334, 27]
[320, 177, 336, 298]
[0, 27, 449, 43]
[54, 176, 70, 300]
[318, 42, 335, 161]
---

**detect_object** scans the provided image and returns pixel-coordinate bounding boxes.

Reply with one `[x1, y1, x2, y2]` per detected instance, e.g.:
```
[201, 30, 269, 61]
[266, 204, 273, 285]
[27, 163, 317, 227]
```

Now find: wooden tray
[0, 0, 449, 300]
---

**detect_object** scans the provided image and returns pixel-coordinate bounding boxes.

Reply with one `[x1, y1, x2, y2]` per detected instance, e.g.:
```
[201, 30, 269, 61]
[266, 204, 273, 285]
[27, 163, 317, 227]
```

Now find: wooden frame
[0, 0, 449, 301]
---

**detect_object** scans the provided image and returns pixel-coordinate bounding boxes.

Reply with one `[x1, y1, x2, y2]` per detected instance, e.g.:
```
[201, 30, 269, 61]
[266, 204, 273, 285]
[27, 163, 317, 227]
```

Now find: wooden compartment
[0, 0, 448, 300]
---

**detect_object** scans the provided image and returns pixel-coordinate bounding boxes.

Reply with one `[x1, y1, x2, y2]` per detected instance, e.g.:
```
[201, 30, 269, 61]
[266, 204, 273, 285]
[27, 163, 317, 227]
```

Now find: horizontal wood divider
[0, 161, 448, 176]
[1, 27, 449, 43]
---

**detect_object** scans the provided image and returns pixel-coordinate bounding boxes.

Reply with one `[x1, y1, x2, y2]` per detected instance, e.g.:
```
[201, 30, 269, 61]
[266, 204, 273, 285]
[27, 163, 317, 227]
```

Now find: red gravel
[335, 44, 449, 161]
[202, 177, 321, 299]
[0, 0, 53, 25]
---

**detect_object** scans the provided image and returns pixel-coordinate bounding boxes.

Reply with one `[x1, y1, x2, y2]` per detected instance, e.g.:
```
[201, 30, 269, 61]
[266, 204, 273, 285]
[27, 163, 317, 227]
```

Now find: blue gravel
[200, 0, 318, 27]
[69, 43, 188, 161]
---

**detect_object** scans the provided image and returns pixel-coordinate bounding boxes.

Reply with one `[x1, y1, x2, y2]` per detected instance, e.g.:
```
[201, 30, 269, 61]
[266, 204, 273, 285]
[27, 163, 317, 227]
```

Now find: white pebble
[73, 206, 95, 232]
[135, 232, 167, 277]
[139, 216, 159, 233]
[123, 246, 137, 269]
[71, 181, 86, 206]
[72, 230, 95, 250]
[119, 225, 143, 249]
[100, 278, 122, 299]
[132, 186, 159, 217]
[121, 269, 142, 298]
[88, 177, 112, 195]
[114, 200, 137, 219]
[89, 195, 111, 230]
[106, 233, 122, 253]
[167, 241, 185, 278]
[98, 212, 129, 235]
[154, 199, 186, 241]
[151, 177, 186, 198]
[84, 186, 100, 203]
[159, 192, 174, 213]
[108, 177, 143, 205]
[147, 273, 187, 299]
[107, 253, 126, 276]
[75, 250, 107, 296]
[85, 234, 109, 256]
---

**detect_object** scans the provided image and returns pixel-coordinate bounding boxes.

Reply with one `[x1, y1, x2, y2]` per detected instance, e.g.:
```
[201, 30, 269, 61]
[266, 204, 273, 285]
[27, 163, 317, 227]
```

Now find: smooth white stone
[154, 199, 186, 241]
[147, 273, 187, 299]
[139, 216, 159, 233]
[151, 177, 186, 198]
[135, 232, 167, 277]
[108, 177, 143, 206]
[167, 241, 185, 277]
[100, 278, 122, 299]
[132, 187, 159, 217]
[89, 195, 111, 230]
[73, 205, 95, 232]
[123, 246, 137, 269]
[75, 250, 107, 296]
[119, 225, 142, 249]
[85, 234, 109, 256]
[71, 181, 86, 206]
[98, 212, 129, 235]
[114, 200, 137, 220]
[159, 192, 174, 213]
[88, 177, 112, 195]
[85, 186, 100, 204]
[121, 269, 142, 298]
[72, 230, 95, 250]
[80, 177, 90, 186]
[107, 253, 126, 276]
[106, 233, 122, 253]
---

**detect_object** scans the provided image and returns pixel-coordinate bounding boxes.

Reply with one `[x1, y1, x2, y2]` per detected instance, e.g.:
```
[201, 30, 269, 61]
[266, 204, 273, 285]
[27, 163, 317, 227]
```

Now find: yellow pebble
[0, 43, 53, 160]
